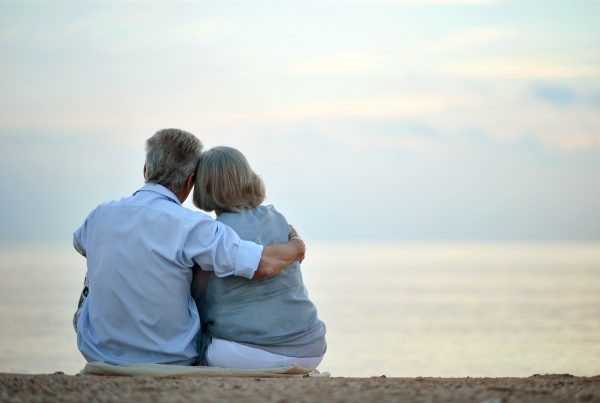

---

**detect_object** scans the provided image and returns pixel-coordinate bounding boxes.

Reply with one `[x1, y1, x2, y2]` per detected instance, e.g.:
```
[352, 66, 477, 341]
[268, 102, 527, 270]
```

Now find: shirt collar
[134, 183, 181, 205]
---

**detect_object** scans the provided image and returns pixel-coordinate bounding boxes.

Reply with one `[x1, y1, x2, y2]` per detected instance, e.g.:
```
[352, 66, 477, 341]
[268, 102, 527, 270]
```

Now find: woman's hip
[205, 337, 324, 370]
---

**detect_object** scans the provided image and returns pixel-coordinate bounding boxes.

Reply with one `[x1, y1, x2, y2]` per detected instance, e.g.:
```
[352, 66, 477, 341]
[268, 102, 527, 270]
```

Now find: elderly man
[72, 128, 305, 366]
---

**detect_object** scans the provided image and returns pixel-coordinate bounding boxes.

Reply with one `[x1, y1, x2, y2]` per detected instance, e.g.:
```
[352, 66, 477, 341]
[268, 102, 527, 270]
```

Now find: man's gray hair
[145, 128, 203, 193]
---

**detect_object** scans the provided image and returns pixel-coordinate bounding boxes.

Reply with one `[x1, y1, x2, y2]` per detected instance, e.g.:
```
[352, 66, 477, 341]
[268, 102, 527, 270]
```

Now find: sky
[1, 0, 599, 241]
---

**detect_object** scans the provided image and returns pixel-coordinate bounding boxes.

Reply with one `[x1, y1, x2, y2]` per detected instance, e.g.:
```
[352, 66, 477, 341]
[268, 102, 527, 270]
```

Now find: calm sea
[0, 241, 599, 377]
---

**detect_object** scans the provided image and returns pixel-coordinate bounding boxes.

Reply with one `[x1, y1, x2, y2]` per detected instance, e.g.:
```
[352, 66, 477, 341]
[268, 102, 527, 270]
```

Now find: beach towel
[80, 362, 330, 378]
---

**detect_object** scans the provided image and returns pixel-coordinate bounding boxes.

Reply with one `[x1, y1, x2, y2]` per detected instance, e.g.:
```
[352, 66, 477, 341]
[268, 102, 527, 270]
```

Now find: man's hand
[288, 224, 299, 239]
[288, 225, 305, 263]
[252, 226, 306, 279]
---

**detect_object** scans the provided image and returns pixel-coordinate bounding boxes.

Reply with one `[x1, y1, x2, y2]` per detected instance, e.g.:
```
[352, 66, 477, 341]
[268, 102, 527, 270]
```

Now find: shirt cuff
[234, 240, 263, 279]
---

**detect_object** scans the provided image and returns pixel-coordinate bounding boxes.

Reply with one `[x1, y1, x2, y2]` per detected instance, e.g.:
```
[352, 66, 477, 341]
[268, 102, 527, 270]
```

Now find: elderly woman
[191, 146, 326, 369]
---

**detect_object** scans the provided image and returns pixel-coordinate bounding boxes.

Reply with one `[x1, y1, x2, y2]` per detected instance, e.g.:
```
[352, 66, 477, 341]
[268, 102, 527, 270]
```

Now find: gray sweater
[193, 205, 326, 361]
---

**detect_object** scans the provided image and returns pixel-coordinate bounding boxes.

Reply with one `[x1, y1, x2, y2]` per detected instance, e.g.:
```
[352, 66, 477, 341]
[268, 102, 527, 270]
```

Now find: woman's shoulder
[217, 205, 287, 230]
[260, 204, 286, 217]
[258, 204, 290, 226]
[218, 205, 288, 242]
[218, 205, 286, 221]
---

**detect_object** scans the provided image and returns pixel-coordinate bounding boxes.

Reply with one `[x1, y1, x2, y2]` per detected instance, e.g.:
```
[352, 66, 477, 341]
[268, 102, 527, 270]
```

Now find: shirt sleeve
[187, 219, 263, 280]
[73, 214, 92, 257]
[234, 239, 264, 279]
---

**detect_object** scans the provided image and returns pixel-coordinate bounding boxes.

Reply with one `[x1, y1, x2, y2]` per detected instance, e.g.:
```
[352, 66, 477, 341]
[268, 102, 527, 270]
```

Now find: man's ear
[185, 172, 196, 190]
[143, 164, 147, 179]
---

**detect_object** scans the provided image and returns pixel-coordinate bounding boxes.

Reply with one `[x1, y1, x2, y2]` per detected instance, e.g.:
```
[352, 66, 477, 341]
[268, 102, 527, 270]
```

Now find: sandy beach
[1, 373, 598, 402]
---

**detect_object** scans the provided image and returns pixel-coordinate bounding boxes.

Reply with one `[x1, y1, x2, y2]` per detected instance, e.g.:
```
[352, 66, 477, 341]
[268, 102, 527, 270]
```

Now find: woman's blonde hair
[193, 146, 265, 213]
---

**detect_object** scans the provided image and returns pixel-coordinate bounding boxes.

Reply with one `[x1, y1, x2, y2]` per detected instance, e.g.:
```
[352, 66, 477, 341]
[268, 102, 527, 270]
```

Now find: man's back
[75, 184, 204, 365]
[74, 183, 264, 365]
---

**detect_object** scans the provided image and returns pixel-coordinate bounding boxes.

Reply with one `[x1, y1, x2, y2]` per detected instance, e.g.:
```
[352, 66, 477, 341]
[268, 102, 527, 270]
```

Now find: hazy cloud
[435, 27, 515, 51]
[533, 84, 577, 106]
[351, 0, 499, 4]
[445, 58, 600, 79]
[533, 84, 600, 109]
[1, 0, 600, 241]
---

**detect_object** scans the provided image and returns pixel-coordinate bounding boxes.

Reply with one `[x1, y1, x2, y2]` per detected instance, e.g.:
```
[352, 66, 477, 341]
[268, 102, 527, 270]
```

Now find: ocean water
[0, 241, 599, 377]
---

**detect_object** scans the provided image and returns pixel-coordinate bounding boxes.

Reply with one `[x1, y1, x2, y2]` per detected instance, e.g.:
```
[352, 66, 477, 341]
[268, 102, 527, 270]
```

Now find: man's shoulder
[175, 205, 216, 222]
[92, 190, 139, 208]
[83, 195, 134, 220]
[80, 197, 121, 220]
[96, 195, 213, 221]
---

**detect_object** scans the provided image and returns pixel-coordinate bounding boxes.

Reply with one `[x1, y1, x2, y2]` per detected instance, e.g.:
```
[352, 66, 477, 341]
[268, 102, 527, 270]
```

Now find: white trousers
[205, 338, 324, 370]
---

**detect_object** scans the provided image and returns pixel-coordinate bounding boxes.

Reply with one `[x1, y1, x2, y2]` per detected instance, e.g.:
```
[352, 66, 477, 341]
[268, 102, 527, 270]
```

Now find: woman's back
[196, 205, 326, 358]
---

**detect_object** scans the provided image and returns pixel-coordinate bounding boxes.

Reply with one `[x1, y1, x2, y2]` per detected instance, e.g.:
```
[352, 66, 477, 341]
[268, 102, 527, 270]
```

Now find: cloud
[435, 27, 515, 51]
[298, 118, 452, 155]
[444, 58, 600, 79]
[351, 0, 499, 4]
[592, 92, 600, 107]
[0, 0, 194, 4]
[0, 87, 478, 136]
[533, 84, 577, 107]
[532, 84, 600, 109]
[288, 52, 394, 75]
[455, 98, 600, 151]
[403, 0, 498, 3]
[542, 131, 600, 151]
[281, 28, 508, 77]
[261, 95, 476, 120]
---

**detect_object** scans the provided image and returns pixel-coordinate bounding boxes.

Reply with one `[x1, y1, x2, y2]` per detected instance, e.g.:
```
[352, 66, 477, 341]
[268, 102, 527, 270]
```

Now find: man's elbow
[73, 236, 86, 257]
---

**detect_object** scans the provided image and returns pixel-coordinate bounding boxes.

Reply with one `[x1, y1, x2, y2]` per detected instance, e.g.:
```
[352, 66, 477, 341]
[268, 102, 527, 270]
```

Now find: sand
[1, 373, 599, 402]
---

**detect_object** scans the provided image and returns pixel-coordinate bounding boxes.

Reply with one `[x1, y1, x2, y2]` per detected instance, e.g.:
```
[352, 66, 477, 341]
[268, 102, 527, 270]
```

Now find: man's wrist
[289, 237, 305, 259]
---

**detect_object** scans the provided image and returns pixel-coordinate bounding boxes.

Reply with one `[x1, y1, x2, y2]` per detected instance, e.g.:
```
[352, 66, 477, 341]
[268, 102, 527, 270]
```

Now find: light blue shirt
[73, 183, 263, 365]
